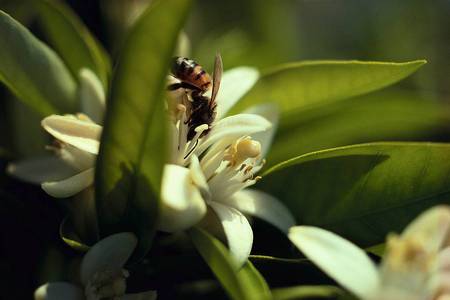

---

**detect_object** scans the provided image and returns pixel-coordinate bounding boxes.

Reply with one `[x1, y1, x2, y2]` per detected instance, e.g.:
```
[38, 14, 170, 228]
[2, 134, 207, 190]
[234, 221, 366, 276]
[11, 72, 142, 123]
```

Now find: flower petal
[243, 103, 279, 158]
[159, 164, 207, 232]
[195, 113, 271, 156]
[58, 144, 96, 171]
[189, 155, 209, 195]
[41, 168, 94, 198]
[123, 290, 158, 300]
[288, 226, 379, 299]
[439, 247, 450, 272]
[223, 189, 295, 233]
[209, 201, 253, 266]
[80, 232, 137, 285]
[79, 68, 106, 124]
[42, 115, 101, 154]
[215, 67, 259, 120]
[402, 205, 450, 252]
[34, 282, 83, 300]
[7, 156, 76, 184]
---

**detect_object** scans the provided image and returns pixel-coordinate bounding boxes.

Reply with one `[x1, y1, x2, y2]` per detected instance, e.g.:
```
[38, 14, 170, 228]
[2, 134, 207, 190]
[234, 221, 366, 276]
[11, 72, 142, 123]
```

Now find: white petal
[79, 68, 106, 124]
[58, 144, 96, 171]
[402, 206, 450, 253]
[7, 156, 76, 184]
[243, 103, 279, 158]
[189, 155, 209, 195]
[195, 113, 271, 156]
[209, 201, 253, 266]
[123, 290, 158, 300]
[439, 247, 450, 271]
[34, 282, 83, 300]
[223, 189, 295, 233]
[41, 168, 94, 198]
[215, 67, 259, 120]
[288, 226, 379, 299]
[159, 164, 207, 232]
[435, 271, 450, 295]
[42, 115, 101, 155]
[80, 232, 137, 285]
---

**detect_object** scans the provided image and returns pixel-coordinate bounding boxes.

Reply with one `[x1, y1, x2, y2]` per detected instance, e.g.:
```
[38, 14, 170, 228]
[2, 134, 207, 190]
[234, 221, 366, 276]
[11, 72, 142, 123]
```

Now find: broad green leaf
[231, 60, 426, 118]
[267, 89, 450, 167]
[0, 10, 77, 116]
[189, 227, 271, 300]
[36, 0, 111, 87]
[96, 0, 192, 260]
[272, 285, 345, 300]
[8, 99, 47, 157]
[259, 142, 450, 247]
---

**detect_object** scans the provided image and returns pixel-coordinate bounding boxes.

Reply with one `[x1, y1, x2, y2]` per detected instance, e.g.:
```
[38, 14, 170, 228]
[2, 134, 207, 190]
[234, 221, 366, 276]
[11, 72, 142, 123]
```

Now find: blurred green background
[0, 0, 449, 298]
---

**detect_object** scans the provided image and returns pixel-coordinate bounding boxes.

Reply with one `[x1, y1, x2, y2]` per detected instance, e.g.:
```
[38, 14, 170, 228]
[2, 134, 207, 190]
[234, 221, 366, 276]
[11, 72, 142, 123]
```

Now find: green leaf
[59, 217, 90, 252]
[95, 0, 192, 260]
[260, 142, 450, 247]
[231, 60, 426, 118]
[0, 10, 77, 116]
[272, 285, 345, 300]
[366, 243, 385, 257]
[189, 227, 272, 300]
[36, 0, 111, 87]
[267, 89, 450, 167]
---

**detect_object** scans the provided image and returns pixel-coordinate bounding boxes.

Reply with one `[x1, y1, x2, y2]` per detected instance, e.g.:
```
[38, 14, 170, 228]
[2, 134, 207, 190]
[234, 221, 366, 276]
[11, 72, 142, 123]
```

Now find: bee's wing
[210, 53, 223, 104]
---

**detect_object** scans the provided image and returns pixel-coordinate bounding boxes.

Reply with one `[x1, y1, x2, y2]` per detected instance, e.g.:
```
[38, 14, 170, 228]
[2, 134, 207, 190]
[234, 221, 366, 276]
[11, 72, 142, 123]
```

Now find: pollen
[385, 234, 432, 273]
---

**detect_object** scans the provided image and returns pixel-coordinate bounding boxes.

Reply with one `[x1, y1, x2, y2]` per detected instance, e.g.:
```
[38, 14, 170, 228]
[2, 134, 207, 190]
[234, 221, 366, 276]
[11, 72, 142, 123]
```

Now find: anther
[244, 165, 253, 174]
[233, 139, 261, 166]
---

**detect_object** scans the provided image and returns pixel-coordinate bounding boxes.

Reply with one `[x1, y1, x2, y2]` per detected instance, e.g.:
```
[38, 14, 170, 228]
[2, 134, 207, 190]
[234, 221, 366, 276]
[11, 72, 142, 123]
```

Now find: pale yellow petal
[42, 115, 101, 154]
[209, 201, 253, 267]
[80, 232, 137, 285]
[289, 226, 379, 299]
[41, 168, 94, 198]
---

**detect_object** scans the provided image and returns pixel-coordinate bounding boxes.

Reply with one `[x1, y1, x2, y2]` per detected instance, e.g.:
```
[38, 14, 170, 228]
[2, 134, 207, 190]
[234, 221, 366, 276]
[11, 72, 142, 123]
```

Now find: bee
[168, 57, 212, 94]
[168, 54, 223, 141]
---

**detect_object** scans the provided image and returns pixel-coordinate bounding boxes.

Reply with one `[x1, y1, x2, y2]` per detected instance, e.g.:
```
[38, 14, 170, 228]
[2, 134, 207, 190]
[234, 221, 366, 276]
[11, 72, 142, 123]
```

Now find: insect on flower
[168, 54, 223, 141]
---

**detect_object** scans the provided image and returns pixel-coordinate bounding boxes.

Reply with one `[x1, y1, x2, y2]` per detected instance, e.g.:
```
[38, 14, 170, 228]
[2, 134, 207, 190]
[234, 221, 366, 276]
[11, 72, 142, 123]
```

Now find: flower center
[84, 269, 129, 300]
[384, 234, 435, 273]
[168, 90, 212, 165]
[374, 234, 439, 299]
[205, 137, 263, 202]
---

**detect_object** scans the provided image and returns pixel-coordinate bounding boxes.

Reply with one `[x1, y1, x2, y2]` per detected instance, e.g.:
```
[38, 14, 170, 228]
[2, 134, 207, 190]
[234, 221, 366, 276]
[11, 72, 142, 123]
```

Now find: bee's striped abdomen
[171, 57, 212, 92]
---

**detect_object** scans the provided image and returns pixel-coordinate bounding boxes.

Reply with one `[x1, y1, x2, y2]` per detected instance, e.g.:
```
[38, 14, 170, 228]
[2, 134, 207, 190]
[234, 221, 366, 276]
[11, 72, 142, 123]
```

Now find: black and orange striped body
[171, 57, 212, 93]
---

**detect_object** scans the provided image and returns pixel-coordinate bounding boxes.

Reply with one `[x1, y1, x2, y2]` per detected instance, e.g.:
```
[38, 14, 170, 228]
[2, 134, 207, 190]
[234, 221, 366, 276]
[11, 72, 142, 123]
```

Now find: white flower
[288, 206, 450, 300]
[34, 232, 157, 300]
[160, 66, 296, 265]
[8, 62, 296, 266]
[7, 69, 104, 198]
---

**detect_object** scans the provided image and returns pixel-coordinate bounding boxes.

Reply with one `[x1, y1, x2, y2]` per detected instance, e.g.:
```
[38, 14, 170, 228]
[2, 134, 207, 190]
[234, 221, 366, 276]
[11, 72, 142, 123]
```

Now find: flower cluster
[289, 205, 450, 300]
[9, 58, 295, 280]
[7, 54, 448, 300]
